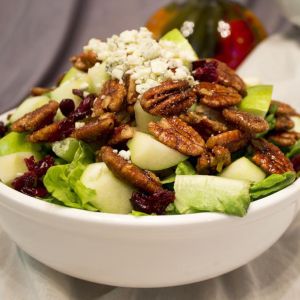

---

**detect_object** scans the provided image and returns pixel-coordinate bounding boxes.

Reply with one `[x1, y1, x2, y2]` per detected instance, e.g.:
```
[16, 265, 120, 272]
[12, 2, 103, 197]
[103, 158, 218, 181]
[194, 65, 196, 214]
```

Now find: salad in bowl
[0, 26, 299, 218]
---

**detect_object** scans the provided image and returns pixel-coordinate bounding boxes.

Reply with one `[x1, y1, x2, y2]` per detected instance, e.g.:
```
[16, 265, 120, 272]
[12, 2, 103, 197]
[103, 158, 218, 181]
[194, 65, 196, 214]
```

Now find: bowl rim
[0, 110, 299, 227]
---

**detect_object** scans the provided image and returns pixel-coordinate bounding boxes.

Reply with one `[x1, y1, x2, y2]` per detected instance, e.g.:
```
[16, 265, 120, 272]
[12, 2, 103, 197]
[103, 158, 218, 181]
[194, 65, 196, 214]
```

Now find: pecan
[100, 146, 163, 193]
[275, 116, 294, 131]
[192, 59, 246, 95]
[197, 146, 231, 174]
[222, 108, 269, 134]
[148, 117, 205, 156]
[93, 80, 126, 116]
[271, 100, 297, 116]
[31, 86, 53, 96]
[70, 50, 98, 72]
[124, 75, 138, 105]
[194, 82, 242, 109]
[140, 80, 196, 117]
[180, 111, 228, 136]
[108, 124, 135, 145]
[71, 114, 115, 142]
[28, 118, 75, 143]
[251, 138, 294, 174]
[11, 100, 59, 132]
[206, 130, 248, 152]
[268, 131, 300, 147]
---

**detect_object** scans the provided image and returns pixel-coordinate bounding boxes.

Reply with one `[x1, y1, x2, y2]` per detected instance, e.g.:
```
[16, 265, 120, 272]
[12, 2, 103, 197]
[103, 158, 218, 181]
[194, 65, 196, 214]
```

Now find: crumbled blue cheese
[112, 149, 131, 161]
[84, 27, 195, 95]
[180, 21, 195, 38]
[119, 150, 131, 161]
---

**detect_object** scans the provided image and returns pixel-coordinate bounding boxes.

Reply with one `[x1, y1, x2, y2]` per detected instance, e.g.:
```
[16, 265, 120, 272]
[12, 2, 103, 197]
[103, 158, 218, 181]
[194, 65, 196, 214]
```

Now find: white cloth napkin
[1, 27, 300, 300]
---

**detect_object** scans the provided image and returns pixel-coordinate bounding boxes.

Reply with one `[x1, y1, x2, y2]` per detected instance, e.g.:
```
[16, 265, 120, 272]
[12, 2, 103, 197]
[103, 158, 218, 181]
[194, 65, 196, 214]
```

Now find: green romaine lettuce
[250, 172, 296, 200]
[43, 142, 97, 211]
[287, 140, 300, 159]
[175, 161, 196, 175]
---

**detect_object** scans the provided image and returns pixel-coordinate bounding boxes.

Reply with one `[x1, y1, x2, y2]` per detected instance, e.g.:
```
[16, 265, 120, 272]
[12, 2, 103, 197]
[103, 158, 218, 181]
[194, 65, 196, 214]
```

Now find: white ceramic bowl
[0, 111, 299, 288]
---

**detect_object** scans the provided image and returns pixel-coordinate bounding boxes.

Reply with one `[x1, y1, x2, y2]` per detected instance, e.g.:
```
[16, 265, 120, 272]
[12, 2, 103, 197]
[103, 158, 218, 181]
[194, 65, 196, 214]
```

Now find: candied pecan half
[251, 138, 294, 174]
[71, 114, 115, 142]
[197, 145, 231, 174]
[28, 118, 75, 143]
[31, 86, 53, 96]
[108, 124, 135, 145]
[11, 100, 59, 132]
[70, 50, 98, 72]
[124, 74, 138, 105]
[100, 146, 163, 193]
[222, 108, 269, 135]
[180, 111, 228, 136]
[206, 130, 248, 152]
[271, 100, 297, 116]
[194, 82, 242, 109]
[93, 79, 126, 116]
[140, 80, 196, 117]
[192, 59, 246, 95]
[268, 131, 300, 147]
[275, 116, 294, 131]
[148, 117, 205, 156]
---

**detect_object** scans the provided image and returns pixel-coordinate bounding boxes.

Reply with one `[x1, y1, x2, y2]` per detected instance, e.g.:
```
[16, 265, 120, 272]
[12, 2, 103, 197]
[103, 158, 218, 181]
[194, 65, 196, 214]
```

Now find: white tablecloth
[1, 15, 300, 300]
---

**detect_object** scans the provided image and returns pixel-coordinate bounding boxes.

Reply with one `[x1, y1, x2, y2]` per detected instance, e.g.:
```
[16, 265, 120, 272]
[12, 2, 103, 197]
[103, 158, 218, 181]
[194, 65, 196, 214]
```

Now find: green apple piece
[160, 28, 198, 63]
[290, 116, 300, 133]
[80, 162, 133, 214]
[0, 152, 34, 184]
[60, 67, 85, 85]
[52, 138, 80, 162]
[88, 62, 110, 94]
[174, 175, 251, 216]
[10, 95, 50, 123]
[134, 101, 160, 133]
[50, 73, 92, 107]
[239, 85, 273, 117]
[127, 131, 187, 171]
[220, 157, 266, 183]
[0, 132, 40, 157]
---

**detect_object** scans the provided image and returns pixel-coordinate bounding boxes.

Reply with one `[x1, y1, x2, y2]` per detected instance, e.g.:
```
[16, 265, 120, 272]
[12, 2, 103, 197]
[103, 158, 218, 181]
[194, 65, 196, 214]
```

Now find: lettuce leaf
[160, 161, 196, 186]
[175, 161, 196, 175]
[250, 172, 296, 200]
[287, 140, 300, 159]
[43, 142, 97, 211]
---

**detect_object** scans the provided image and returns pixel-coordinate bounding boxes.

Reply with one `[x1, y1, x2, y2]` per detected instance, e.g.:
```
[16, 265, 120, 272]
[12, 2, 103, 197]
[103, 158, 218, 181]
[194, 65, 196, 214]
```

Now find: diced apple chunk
[127, 131, 187, 171]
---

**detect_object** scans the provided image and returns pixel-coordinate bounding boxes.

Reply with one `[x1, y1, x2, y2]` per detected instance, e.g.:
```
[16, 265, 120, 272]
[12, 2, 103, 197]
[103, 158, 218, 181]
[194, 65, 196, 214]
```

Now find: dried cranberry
[291, 154, 300, 172]
[72, 89, 84, 99]
[25, 155, 55, 177]
[0, 121, 7, 138]
[130, 190, 175, 215]
[60, 99, 75, 117]
[70, 94, 96, 121]
[12, 171, 37, 191]
[192, 60, 218, 83]
[12, 155, 55, 198]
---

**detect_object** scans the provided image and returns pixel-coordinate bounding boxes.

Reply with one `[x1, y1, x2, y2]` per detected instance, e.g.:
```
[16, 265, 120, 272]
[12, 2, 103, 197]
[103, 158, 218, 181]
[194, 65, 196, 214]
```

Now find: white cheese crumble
[118, 150, 131, 161]
[180, 21, 195, 38]
[75, 122, 85, 129]
[84, 27, 195, 95]
[112, 149, 131, 161]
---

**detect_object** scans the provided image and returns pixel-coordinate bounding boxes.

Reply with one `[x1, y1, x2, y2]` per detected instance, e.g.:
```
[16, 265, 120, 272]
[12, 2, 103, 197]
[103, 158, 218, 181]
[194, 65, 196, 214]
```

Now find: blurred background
[0, 0, 291, 112]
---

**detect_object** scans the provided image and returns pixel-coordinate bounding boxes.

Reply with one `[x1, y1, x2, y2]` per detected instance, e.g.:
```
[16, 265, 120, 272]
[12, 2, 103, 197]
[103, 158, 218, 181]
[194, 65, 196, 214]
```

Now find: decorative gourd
[146, 0, 267, 69]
